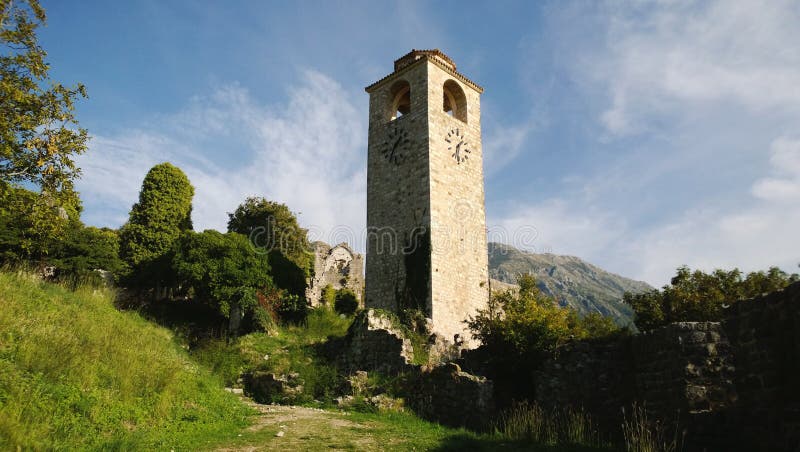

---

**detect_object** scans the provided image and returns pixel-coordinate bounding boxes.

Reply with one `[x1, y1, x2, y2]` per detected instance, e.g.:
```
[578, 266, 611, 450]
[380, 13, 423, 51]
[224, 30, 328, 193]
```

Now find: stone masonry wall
[364, 51, 489, 347]
[535, 281, 800, 451]
[407, 362, 495, 431]
[334, 309, 495, 429]
[305, 241, 364, 307]
[336, 309, 415, 375]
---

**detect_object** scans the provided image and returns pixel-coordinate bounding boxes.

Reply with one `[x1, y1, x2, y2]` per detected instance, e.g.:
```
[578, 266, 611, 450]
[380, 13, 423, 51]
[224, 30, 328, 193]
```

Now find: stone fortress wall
[534, 281, 800, 451]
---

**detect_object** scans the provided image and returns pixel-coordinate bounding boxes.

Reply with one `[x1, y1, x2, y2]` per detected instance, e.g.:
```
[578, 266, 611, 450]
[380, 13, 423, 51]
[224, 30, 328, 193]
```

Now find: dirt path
[214, 398, 394, 452]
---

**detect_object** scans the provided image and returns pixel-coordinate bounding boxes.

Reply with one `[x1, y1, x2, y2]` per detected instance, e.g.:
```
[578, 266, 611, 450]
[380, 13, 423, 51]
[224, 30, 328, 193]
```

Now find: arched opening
[389, 80, 411, 121]
[442, 79, 467, 123]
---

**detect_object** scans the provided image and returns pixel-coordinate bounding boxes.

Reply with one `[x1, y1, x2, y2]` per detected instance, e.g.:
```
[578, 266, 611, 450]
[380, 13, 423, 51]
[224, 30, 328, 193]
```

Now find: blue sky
[38, 0, 800, 286]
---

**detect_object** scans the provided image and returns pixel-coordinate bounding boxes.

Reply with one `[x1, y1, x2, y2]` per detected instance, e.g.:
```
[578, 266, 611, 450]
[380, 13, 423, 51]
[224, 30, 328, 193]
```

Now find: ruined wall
[306, 241, 364, 307]
[406, 363, 494, 430]
[333, 309, 495, 429]
[336, 309, 415, 375]
[535, 281, 800, 451]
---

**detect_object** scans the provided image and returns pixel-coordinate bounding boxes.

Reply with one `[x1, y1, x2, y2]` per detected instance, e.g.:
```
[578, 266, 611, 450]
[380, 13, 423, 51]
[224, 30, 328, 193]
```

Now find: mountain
[488, 242, 653, 327]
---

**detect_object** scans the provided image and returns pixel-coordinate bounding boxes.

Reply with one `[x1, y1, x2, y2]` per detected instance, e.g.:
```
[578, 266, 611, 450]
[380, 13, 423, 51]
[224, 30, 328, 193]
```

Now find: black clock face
[446, 128, 470, 164]
[382, 127, 410, 165]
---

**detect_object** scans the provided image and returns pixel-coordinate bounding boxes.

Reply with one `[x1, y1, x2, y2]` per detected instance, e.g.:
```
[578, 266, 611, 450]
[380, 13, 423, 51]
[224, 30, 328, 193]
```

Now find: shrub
[171, 230, 275, 332]
[624, 265, 799, 331]
[321, 284, 336, 307]
[467, 274, 620, 404]
[334, 288, 358, 315]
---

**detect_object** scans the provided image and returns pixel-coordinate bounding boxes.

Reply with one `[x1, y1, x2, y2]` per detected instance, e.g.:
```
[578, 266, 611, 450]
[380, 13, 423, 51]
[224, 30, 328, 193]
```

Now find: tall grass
[622, 403, 684, 452]
[494, 401, 607, 447]
[0, 270, 252, 450]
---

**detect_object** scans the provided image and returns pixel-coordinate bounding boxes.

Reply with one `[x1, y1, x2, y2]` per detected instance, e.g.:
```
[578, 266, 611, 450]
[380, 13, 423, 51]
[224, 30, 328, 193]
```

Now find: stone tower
[364, 49, 489, 344]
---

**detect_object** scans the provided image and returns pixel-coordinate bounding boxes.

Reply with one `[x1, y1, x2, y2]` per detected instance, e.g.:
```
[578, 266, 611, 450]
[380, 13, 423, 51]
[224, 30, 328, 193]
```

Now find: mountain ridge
[487, 242, 653, 327]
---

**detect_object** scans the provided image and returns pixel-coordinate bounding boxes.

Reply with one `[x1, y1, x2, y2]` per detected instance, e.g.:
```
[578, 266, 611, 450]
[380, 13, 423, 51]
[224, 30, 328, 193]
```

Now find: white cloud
[593, 0, 800, 135]
[76, 71, 366, 245]
[491, 0, 800, 286]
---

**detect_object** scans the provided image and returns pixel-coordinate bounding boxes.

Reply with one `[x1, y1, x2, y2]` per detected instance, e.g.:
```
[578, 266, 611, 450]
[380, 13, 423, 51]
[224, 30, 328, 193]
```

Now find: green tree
[119, 163, 193, 287]
[624, 265, 800, 331]
[0, 185, 81, 262]
[467, 274, 620, 404]
[1, 0, 88, 255]
[171, 230, 275, 332]
[334, 288, 358, 315]
[227, 196, 312, 296]
[48, 224, 125, 286]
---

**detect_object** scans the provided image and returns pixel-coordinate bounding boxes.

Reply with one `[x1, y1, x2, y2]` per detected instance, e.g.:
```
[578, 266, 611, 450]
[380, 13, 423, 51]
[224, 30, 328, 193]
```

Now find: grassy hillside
[0, 271, 252, 450]
[489, 242, 652, 327]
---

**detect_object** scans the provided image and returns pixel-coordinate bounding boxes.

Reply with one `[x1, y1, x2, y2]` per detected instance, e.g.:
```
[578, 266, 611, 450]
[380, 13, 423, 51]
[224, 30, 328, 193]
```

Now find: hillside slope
[488, 242, 652, 326]
[0, 271, 250, 450]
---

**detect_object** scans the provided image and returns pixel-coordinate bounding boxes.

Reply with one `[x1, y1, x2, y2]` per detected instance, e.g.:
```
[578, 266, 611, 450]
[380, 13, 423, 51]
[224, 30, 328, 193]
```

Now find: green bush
[171, 230, 275, 332]
[322, 284, 336, 307]
[467, 274, 621, 403]
[624, 265, 799, 331]
[334, 288, 359, 315]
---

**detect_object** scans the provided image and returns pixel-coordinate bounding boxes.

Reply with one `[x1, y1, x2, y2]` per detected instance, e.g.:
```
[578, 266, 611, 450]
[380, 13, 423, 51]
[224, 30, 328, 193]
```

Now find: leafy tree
[0, 185, 80, 262]
[119, 163, 193, 287]
[227, 196, 312, 295]
[334, 288, 358, 316]
[467, 274, 621, 404]
[48, 224, 125, 286]
[1, 0, 88, 251]
[624, 265, 800, 331]
[171, 230, 275, 333]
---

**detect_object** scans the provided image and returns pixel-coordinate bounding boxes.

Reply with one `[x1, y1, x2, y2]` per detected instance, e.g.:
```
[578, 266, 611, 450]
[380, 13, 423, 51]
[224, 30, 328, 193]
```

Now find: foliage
[624, 265, 800, 331]
[193, 308, 352, 404]
[0, 185, 80, 261]
[467, 274, 621, 403]
[171, 230, 274, 329]
[494, 402, 606, 448]
[334, 288, 358, 315]
[0, 270, 252, 450]
[227, 196, 312, 295]
[321, 284, 336, 306]
[119, 162, 193, 286]
[48, 223, 126, 286]
[0, 0, 88, 253]
[622, 403, 683, 452]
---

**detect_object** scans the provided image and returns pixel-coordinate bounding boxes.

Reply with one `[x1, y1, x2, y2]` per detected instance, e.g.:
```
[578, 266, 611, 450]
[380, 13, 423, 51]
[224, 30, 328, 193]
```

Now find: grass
[622, 403, 684, 452]
[494, 401, 609, 448]
[217, 403, 613, 452]
[0, 270, 253, 450]
[192, 308, 353, 405]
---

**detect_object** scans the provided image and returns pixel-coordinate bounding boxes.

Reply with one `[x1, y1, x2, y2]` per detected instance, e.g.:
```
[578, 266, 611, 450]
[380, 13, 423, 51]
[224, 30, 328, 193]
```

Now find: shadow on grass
[433, 433, 619, 452]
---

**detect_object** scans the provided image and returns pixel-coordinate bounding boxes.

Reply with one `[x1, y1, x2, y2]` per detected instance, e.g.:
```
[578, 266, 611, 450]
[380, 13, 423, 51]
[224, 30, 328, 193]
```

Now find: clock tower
[364, 49, 489, 345]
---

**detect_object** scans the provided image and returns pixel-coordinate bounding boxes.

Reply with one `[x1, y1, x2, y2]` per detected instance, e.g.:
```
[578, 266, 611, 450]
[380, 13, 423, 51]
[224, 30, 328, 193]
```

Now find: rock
[243, 371, 305, 404]
[275, 431, 284, 438]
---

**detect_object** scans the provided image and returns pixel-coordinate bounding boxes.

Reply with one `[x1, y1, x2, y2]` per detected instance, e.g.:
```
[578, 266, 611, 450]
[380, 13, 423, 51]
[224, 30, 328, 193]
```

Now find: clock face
[446, 128, 470, 164]
[382, 127, 410, 165]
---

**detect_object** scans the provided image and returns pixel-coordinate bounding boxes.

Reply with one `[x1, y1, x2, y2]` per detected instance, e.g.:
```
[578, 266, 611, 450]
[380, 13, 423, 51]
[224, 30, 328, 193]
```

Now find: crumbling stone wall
[306, 241, 364, 307]
[336, 309, 415, 375]
[407, 362, 494, 430]
[333, 309, 494, 429]
[535, 281, 800, 451]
